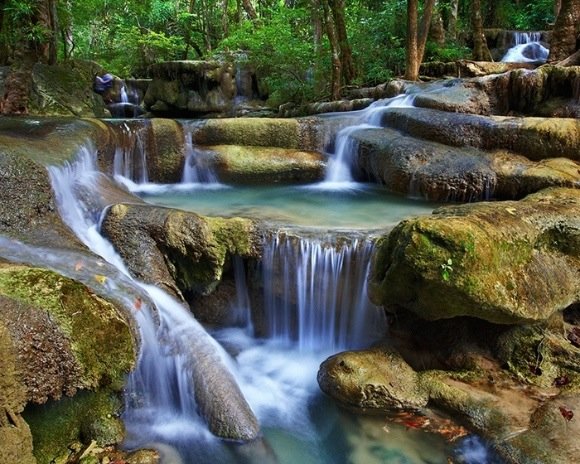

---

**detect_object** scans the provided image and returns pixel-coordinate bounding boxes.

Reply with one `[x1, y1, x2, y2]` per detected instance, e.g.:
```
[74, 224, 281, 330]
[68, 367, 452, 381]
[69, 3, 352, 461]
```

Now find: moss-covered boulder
[352, 126, 580, 201]
[0, 264, 137, 463]
[208, 144, 324, 184]
[378, 107, 580, 162]
[192, 117, 323, 151]
[317, 347, 429, 411]
[28, 61, 107, 117]
[144, 61, 236, 117]
[101, 203, 260, 297]
[369, 188, 580, 324]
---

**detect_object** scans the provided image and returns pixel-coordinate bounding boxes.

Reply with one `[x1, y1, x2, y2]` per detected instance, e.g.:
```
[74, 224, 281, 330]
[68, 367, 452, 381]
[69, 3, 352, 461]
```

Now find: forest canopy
[0, 0, 570, 105]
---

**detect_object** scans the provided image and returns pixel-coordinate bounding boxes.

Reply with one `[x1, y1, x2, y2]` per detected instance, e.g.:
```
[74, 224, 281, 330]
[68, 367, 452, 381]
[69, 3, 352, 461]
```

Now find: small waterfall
[257, 232, 386, 352]
[120, 84, 129, 104]
[323, 94, 417, 185]
[112, 121, 149, 184]
[501, 31, 549, 63]
[181, 122, 219, 184]
[47, 144, 258, 449]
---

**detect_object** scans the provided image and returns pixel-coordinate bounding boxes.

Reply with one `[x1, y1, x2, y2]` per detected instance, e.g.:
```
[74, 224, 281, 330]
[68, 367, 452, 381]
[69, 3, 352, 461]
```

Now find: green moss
[23, 390, 123, 464]
[0, 266, 136, 390]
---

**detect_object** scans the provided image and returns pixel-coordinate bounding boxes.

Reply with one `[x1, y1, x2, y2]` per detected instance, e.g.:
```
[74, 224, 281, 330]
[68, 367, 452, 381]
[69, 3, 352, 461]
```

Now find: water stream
[501, 31, 549, 63]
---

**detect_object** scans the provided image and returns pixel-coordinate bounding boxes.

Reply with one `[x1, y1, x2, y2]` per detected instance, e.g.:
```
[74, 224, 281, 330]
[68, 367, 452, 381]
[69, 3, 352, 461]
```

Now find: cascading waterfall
[181, 121, 219, 184]
[323, 94, 417, 185]
[257, 232, 386, 352]
[47, 143, 259, 459]
[112, 121, 150, 184]
[501, 31, 549, 63]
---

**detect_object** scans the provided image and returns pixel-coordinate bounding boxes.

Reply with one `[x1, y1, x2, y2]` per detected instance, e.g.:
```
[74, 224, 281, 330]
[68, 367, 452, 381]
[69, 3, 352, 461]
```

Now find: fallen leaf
[94, 274, 107, 285]
[74, 261, 84, 271]
[505, 207, 517, 215]
[559, 406, 574, 422]
[134, 297, 142, 311]
[567, 327, 580, 348]
[554, 376, 570, 387]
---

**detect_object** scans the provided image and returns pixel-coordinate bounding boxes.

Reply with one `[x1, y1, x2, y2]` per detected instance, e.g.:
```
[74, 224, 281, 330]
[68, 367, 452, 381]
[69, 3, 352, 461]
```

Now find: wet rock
[144, 61, 236, 117]
[208, 144, 324, 184]
[101, 203, 260, 297]
[378, 107, 580, 162]
[28, 60, 108, 117]
[317, 347, 429, 411]
[369, 188, 580, 324]
[192, 117, 323, 151]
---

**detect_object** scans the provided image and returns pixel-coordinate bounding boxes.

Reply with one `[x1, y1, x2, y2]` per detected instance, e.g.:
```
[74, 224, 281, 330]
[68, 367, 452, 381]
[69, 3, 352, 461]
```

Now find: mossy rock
[317, 347, 429, 411]
[369, 188, 580, 324]
[24, 390, 124, 464]
[208, 144, 324, 184]
[193, 118, 302, 148]
[29, 60, 107, 117]
[101, 203, 260, 296]
[0, 264, 136, 393]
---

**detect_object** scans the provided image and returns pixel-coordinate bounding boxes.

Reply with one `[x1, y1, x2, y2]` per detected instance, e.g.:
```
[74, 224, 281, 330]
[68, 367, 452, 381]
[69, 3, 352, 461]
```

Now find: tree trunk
[322, 0, 341, 100]
[311, 0, 325, 94]
[548, 0, 580, 62]
[405, 0, 436, 81]
[222, 0, 229, 37]
[447, 0, 459, 41]
[405, 0, 419, 80]
[430, 2, 446, 47]
[471, 0, 492, 61]
[417, 0, 436, 63]
[329, 0, 355, 84]
[241, 0, 258, 21]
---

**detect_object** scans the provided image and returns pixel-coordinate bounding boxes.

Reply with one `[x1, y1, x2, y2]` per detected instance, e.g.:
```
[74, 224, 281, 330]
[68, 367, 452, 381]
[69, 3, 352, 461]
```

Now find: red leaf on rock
[567, 327, 580, 348]
[559, 406, 574, 422]
[554, 376, 570, 387]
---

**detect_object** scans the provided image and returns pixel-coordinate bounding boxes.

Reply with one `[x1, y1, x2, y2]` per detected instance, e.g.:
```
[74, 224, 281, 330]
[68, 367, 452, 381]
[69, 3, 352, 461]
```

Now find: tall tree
[471, 0, 492, 61]
[405, 0, 436, 81]
[321, 0, 341, 99]
[329, 0, 355, 84]
[548, 0, 580, 62]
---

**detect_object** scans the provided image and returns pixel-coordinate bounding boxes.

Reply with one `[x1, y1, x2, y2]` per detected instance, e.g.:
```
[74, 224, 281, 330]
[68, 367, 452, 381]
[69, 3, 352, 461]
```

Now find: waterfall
[322, 94, 417, 185]
[120, 84, 129, 104]
[501, 31, 549, 63]
[112, 121, 150, 184]
[47, 143, 259, 450]
[181, 121, 219, 184]
[257, 232, 386, 352]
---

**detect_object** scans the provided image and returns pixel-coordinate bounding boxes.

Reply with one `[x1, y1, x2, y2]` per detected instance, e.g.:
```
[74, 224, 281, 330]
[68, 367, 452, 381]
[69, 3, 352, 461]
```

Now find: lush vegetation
[0, 0, 562, 105]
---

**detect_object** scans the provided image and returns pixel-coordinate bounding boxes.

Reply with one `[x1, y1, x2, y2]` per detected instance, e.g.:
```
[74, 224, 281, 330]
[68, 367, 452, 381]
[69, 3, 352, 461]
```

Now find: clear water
[135, 182, 438, 230]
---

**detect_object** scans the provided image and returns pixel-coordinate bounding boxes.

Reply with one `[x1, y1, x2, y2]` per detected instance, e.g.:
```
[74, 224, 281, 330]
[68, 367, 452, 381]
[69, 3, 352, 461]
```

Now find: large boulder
[101, 203, 260, 297]
[369, 188, 580, 324]
[0, 264, 137, 463]
[207, 144, 324, 184]
[317, 347, 429, 411]
[144, 61, 236, 117]
[378, 107, 580, 162]
[351, 126, 580, 201]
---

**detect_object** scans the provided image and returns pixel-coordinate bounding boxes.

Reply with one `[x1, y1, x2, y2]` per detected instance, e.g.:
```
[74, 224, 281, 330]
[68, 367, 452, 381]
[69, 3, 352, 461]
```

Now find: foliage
[217, 6, 317, 105]
[424, 42, 471, 63]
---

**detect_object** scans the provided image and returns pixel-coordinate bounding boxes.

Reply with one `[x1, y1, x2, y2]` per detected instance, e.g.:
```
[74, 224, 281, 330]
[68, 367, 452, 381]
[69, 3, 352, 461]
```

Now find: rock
[101, 203, 260, 297]
[0, 264, 137, 394]
[317, 347, 429, 411]
[369, 188, 580, 324]
[192, 117, 323, 151]
[0, 322, 36, 464]
[28, 60, 108, 117]
[419, 60, 535, 79]
[144, 61, 236, 117]
[279, 98, 373, 118]
[378, 107, 580, 162]
[208, 144, 324, 184]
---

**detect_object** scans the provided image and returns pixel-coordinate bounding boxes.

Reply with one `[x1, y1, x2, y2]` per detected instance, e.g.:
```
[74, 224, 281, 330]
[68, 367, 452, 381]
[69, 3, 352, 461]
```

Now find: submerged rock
[369, 188, 580, 324]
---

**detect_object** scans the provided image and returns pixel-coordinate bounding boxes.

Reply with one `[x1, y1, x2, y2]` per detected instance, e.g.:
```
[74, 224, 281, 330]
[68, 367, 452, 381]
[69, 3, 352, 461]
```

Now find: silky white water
[322, 93, 417, 186]
[501, 31, 549, 63]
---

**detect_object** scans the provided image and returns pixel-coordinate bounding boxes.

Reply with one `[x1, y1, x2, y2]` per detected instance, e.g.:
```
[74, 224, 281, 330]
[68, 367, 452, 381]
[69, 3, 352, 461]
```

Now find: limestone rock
[101, 203, 260, 297]
[208, 144, 324, 184]
[317, 347, 429, 411]
[369, 188, 580, 324]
